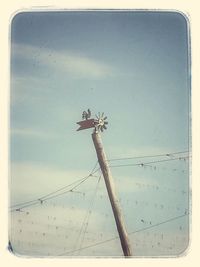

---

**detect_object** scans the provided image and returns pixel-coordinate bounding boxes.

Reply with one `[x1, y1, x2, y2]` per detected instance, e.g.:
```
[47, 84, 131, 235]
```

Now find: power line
[10, 201, 41, 211]
[39, 174, 100, 201]
[73, 175, 101, 256]
[9, 199, 40, 209]
[10, 175, 90, 210]
[10, 175, 91, 211]
[109, 156, 190, 169]
[128, 213, 187, 235]
[10, 162, 99, 212]
[107, 150, 190, 162]
[10, 180, 90, 212]
[89, 152, 190, 173]
[59, 213, 188, 256]
[38, 175, 91, 200]
[12, 151, 188, 209]
[77, 176, 101, 254]
[42, 175, 92, 202]
[90, 161, 99, 174]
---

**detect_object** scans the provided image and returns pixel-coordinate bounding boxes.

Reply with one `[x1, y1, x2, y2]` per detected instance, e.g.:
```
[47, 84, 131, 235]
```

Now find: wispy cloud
[11, 128, 58, 140]
[10, 162, 99, 203]
[13, 43, 116, 79]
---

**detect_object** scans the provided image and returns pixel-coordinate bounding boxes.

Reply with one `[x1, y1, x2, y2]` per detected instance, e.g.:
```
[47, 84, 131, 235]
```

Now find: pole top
[76, 109, 108, 133]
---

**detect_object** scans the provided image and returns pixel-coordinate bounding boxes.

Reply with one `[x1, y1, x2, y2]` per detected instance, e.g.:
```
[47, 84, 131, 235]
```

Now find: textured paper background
[0, 0, 199, 266]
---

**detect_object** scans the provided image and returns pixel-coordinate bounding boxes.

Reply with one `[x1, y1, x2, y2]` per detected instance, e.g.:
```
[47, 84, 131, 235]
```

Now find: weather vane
[77, 109, 108, 132]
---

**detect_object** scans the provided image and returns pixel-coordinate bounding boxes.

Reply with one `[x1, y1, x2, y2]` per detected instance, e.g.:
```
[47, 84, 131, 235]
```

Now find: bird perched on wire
[82, 109, 91, 120]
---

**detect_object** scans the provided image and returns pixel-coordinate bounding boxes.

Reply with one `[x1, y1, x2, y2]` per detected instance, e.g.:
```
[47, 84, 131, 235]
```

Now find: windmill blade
[94, 112, 108, 133]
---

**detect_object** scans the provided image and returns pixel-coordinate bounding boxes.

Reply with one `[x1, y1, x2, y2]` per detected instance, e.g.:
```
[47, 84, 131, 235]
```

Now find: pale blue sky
[10, 11, 190, 257]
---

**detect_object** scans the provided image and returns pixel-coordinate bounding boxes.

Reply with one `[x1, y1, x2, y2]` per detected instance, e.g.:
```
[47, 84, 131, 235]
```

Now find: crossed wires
[9, 162, 100, 212]
[9, 151, 190, 212]
[10, 151, 189, 211]
[59, 212, 188, 256]
[72, 175, 102, 256]
[57, 150, 190, 256]
[9, 150, 190, 255]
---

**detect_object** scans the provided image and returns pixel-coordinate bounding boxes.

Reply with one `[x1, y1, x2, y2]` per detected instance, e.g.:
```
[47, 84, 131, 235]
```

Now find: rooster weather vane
[77, 109, 108, 133]
[82, 109, 91, 120]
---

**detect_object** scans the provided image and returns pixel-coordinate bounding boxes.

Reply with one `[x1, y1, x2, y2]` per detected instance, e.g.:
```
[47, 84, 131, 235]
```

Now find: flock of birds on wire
[9, 149, 190, 256]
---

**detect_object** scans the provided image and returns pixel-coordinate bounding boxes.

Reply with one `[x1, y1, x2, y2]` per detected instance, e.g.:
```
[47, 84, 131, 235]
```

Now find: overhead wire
[42, 175, 92, 202]
[10, 175, 91, 210]
[109, 156, 190, 169]
[9, 150, 190, 210]
[59, 213, 188, 256]
[107, 150, 190, 162]
[73, 175, 102, 256]
[10, 161, 99, 212]
[10, 149, 190, 255]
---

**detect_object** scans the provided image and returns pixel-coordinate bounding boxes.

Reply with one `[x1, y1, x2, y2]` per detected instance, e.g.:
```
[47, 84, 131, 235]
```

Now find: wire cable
[59, 213, 188, 256]
[107, 150, 190, 162]
[109, 156, 190, 169]
[73, 175, 101, 256]
[10, 175, 90, 209]
[42, 175, 92, 202]
[9, 162, 99, 212]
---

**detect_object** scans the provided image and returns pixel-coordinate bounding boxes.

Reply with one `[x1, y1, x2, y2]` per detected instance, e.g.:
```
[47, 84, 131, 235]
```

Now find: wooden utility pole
[77, 110, 132, 257]
[92, 131, 132, 257]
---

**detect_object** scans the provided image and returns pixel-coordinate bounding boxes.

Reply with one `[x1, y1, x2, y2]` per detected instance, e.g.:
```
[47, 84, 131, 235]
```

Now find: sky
[10, 11, 190, 257]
